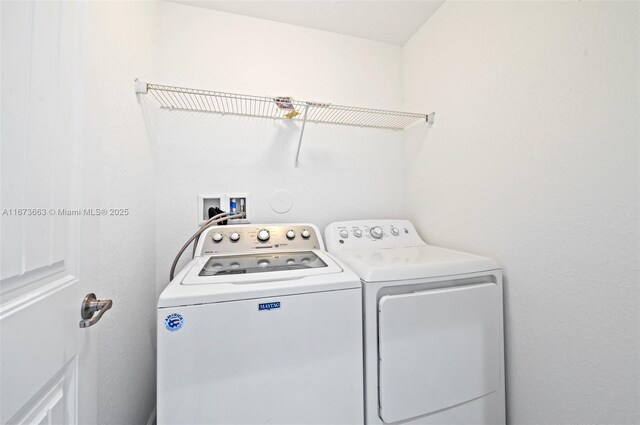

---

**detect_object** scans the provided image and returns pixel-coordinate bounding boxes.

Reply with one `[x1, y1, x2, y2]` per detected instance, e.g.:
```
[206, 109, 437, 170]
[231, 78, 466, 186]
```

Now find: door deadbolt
[79, 293, 113, 328]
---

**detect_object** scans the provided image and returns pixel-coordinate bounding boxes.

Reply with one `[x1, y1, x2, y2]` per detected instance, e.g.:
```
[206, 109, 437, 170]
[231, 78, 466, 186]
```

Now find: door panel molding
[0, 278, 78, 423]
[0, 271, 76, 319]
[0, 261, 67, 306]
[6, 358, 77, 425]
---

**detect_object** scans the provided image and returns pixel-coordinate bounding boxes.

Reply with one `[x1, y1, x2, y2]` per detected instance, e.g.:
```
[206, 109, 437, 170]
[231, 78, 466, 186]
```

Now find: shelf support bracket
[426, 112, 435, 124]
[134, 79, 148, 94]
[294, 103, 310, 167]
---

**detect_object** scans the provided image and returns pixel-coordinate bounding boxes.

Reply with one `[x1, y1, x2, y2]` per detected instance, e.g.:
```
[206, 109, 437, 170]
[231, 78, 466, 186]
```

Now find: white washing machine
[326, 220, 505, 425]
[158, 224, 364, 425]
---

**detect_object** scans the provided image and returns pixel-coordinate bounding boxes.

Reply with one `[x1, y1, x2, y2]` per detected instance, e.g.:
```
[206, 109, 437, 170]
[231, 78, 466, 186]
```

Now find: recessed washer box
[197, 193, 250, 224]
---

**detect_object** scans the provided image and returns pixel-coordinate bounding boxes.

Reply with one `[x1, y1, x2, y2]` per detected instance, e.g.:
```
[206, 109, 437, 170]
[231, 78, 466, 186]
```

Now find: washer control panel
[324, 219, 425, 251]
[198, 223, 323, 255]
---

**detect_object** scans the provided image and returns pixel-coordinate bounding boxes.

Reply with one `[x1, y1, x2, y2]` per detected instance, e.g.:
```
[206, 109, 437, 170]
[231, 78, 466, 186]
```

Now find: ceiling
[169, 1, 445, 46]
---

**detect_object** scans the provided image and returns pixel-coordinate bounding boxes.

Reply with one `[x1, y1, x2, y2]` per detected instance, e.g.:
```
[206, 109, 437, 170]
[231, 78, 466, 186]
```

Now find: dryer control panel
[325, 219, 426, 252]
[196, 223, 323, 255]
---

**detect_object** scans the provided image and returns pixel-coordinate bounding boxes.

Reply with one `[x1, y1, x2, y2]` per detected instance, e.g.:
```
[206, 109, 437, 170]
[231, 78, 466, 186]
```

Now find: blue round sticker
[165, 313, 184, 331]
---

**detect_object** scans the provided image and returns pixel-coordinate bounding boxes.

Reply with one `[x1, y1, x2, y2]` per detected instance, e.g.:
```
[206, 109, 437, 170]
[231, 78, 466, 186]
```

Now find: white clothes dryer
[158, 224, 364, 425]
[326, 220, 505, 425]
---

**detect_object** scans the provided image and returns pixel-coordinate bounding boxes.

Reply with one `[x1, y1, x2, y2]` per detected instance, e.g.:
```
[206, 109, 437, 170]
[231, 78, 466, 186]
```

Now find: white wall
[83, 2, 159, 424]
[154, 2, 406, 289]
[403, 2, 639, 423]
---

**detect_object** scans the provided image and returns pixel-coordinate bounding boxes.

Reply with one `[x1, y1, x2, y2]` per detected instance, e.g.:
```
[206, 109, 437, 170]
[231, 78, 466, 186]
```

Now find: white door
[378, 283, 501, 423]
[1, 1, 100, 424]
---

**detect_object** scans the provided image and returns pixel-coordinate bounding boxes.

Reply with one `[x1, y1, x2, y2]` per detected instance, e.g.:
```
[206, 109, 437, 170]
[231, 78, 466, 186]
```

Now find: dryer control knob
[339, 230, 349, 239]
[229, 232, 240, 242]
[212, 233, 223, 242]
[301, 229, 311, 239]
[354, 229, 363, 238]
[257, 229, 270, 242]
[391, 227, 399, 236]
[370, 226, 383, 239]
[286, 230, 296, 240]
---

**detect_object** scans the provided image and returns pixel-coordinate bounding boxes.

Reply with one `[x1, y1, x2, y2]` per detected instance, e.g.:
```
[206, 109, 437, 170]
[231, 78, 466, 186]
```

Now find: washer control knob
[301, 229, 311, 239]
[339, 229, 349, 239]
[229, 232, 240, 242]
[286, 230, 296, 240]
[212, 233, 223, 242]
[370, 226, 383, 239]
[391, 227, 399, 236]
[257, 229, 270, 242]
[353, 229, 363, 238]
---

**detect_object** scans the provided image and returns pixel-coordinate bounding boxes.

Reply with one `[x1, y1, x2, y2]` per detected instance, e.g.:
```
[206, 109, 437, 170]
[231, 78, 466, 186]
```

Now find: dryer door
[378, 283, 501, 423]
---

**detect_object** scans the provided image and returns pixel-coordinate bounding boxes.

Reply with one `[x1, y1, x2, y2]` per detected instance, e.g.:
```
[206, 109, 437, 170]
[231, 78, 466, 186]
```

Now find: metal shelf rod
[294, 104, 310, 168]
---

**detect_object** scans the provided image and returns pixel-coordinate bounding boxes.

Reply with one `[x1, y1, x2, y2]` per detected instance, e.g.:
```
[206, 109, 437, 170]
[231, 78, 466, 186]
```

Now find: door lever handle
[79, 293, 113, 328]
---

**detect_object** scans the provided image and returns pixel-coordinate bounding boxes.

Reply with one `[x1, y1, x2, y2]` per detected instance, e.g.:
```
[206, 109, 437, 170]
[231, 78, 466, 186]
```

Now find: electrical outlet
[197, 193, 250, 224]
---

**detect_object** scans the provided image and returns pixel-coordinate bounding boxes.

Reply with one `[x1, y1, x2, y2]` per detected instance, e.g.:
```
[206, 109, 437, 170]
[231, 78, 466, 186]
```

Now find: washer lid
[194, 251, 327, 279]
[158, 250, 360, 307]
[181, 250, 340, 285]
[334, 245, 500, 282]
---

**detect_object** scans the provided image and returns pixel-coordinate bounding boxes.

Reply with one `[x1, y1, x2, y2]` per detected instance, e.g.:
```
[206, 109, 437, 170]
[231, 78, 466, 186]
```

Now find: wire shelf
[136, 82, 432, 130]
[134, 80, 434, 167]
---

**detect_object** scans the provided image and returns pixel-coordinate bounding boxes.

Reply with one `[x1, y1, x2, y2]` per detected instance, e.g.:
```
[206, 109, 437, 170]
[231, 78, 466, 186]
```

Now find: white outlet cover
[269, 190, 293, 214]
